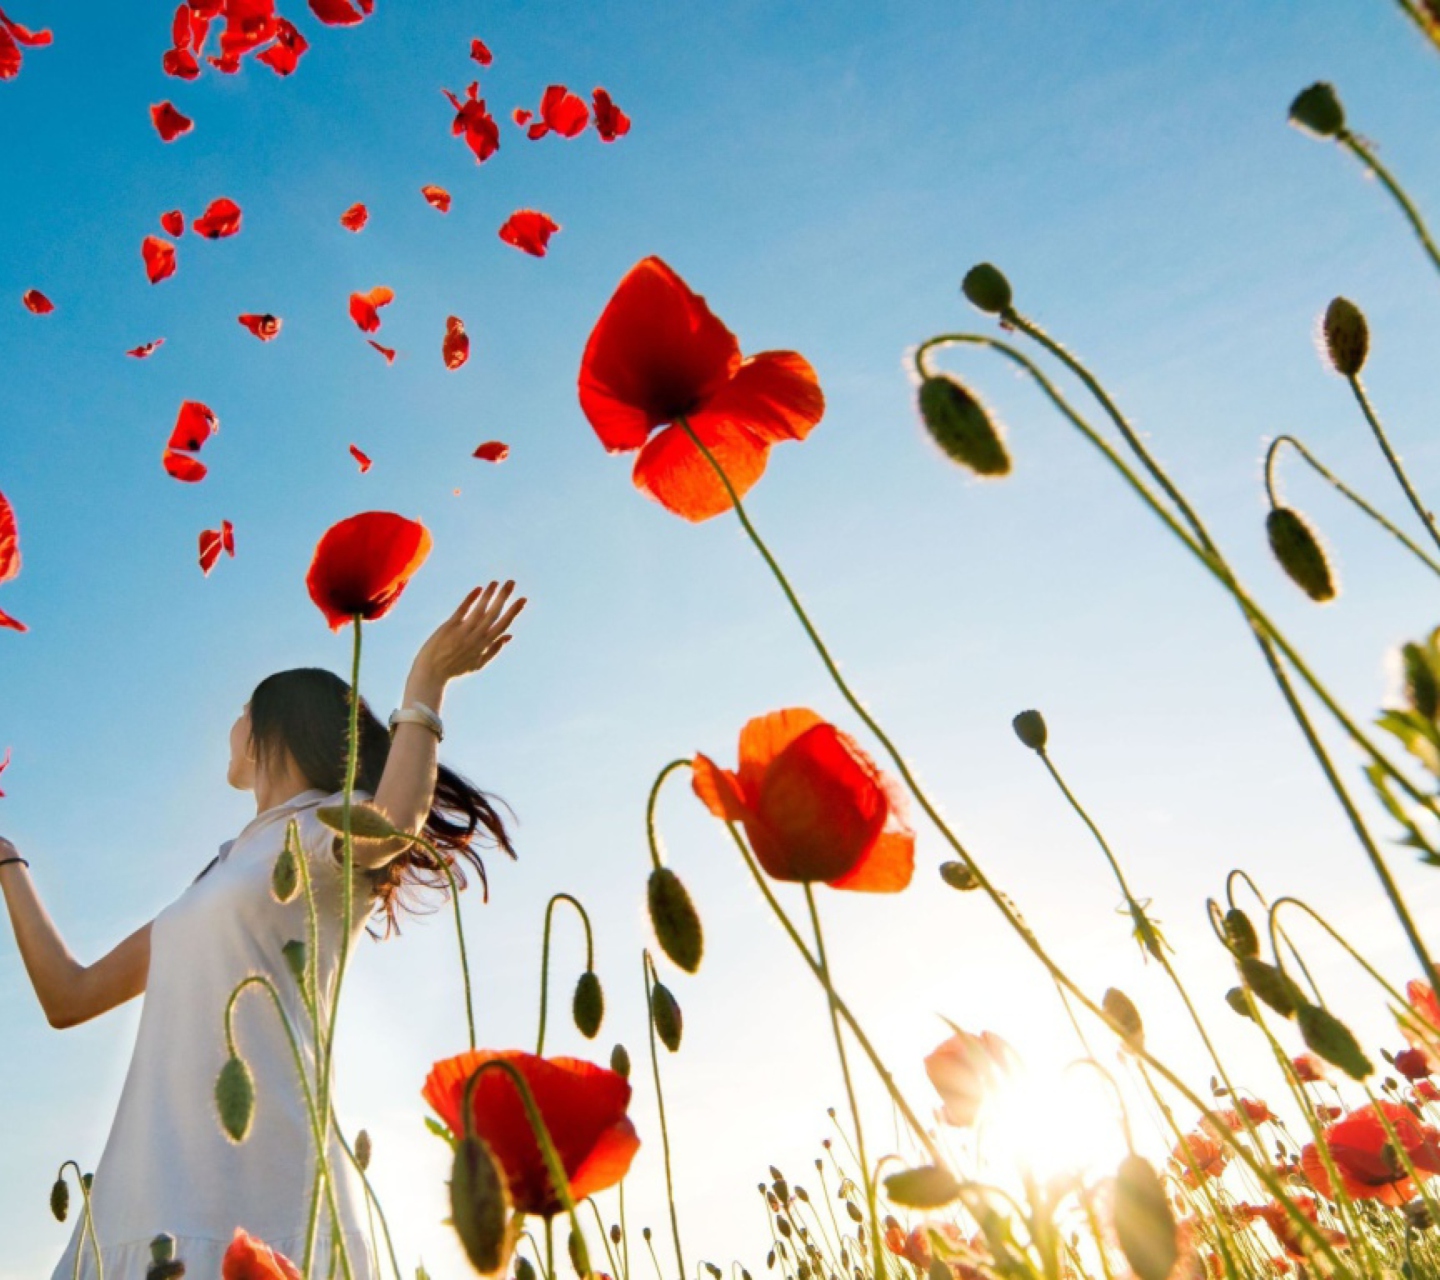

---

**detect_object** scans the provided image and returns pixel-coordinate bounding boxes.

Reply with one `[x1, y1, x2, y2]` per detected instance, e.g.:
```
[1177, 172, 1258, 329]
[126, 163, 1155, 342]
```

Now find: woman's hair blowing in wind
[248, 666, 516, 939]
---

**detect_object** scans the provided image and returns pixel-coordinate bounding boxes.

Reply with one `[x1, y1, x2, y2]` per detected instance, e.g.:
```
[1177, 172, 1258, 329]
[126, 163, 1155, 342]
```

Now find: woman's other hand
[407, 580, 526, 704]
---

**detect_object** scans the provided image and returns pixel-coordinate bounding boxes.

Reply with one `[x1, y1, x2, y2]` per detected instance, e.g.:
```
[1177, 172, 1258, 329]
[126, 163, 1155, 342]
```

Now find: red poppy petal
[160, 209, 185, 236]
[150, 100, 194, 141]
[420, 184, 451, 212]
[162, 45, 200, 79]
[255, 17, 306, 75]
[199, 528, 223, 575]
[592, 87, 630, 142]
[308, 0, 365, 24]
[443, 315, 470, 370]
[0, 746, 9, 795]
[126, 338, 165, 359]
[469, 37, 491, 65]
[687, 351, 825, 446]
[568, 1117, 641, 1202]
[143, 235, 177, 284]
[512, 107, 532, 126]
[826, 827, 915, 893]
[222, 1228, 304, 1280]
[578, 256, 741, 453]
[630, 419, 769, 523]
[366, 340, 396, 363]
[193, 197, 242, 239]
[734, 709, 824, 801]
[21, 289, 52, 314]
[0, 607, 26, 632]
[0, 9, 52, 80]
[340, 202, 368, 232]
[497, 209, 559, 257]
[349, 444, 372, 472]
[221, 518, 235, 555]
[472, 441, 508, 463]
[538, 83, 588, 137]
[690, 754, 750, 822]
[349, 286, 393, 333]
[163, 450, 208, 483]
[305, 511, 432, 630]
[0, 490, 21, 585]
[167, 400, 218, 451]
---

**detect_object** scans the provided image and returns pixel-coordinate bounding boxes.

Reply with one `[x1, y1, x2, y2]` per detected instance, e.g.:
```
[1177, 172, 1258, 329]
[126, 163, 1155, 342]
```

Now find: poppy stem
[56, 1159, 103, 1280]
[332, 1114, 404, 1280]
[643, 950, 686, 1280]
[397, 832, 477, 1048]
[1336, 129, 1440, 282]
[647, 759, 693, 871]
[537, 893, 596, 1055]
[1345, 374, 1440, 552]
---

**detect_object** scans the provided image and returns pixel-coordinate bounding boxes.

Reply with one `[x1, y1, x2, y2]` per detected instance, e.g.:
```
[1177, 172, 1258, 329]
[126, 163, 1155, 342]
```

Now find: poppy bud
[609, 1043, 631, 1078]
[1322, 296, 1369, 377]
[147, 1233, 186, 1280]
[215, 1054, 256, 1143]
[1011, 710, 1047, 751]
[568, 1227, 591, 1276]
[1112, 1155, 1177, 1280]
[1266, 507, 1336, 603]
[917, 376, 1010, 478]
[1297, 1001, 1373, 1080]
[610, 1225, 622, 1246]
[651, 980, 683, 1052]
[271, 846, 299, 903]
[355, 1128, 372, 1171]
[573, 970, 605, 1039]
[81, 1173, 93, 1191]
[1403, 643, 1440, 720]
[1224, 987, 1256, 1021]
[648, 867, 704, 974]
[961, 263, 1013, 315]
[1103, 988, 1144, 1052]
[282, 939, 307, 990]
[1223, 908, 1260, 958]
[50, 1177, 68, 1222]
[449, 1134, 513, 1275]
[317, 802, 403, 841]
[882, 1165, 962, 1210]
[517, 1257, 538, 1280]
[938, 861, 980, 891]
[1240, 956, 1302, 1019]
[1289, 82, 1346, 138]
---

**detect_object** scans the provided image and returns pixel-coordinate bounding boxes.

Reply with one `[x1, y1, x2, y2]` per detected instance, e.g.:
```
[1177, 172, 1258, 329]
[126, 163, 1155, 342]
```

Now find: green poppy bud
[573, 970, 605, 1039]
[568, 1227, 590, 1276]
[610, 1043, 631, 1078]
[1404, 642, 1440, 720]
[449, 1134, 513, 1275]
[1289, 82, 1346, 138]
[50, 1177, 68, 1222]
[938, 861, 980, 891]
[961, 263, 1013, 314]
[1240, 956, 1301, 1019]
[1298, 1001, 1374, 1080]
[282, 939, 307, 990]
[1112, 1155, 1177, 1280]
[270, 846, 299, 904]
[516, 1256, 538, 1280]
[215, 1054, 255, 1143]
[150, 1233, 177, 1264]
[1224, 986, 1256, 1021]
[317, 802, 403, 841]
[1266, 507, 1336, 603]
[651, 980, 683, 1052]
[146, 1233, 186, 1280]
[81, 1172, 93, 1191]
[882, 1165, 962, 1209]
[648, 867, 704, 974]
[1103, 987, 1144, 1052]
[1322, 297, 1369, 376]
[610, 1224, 622, 1246]
[917, 375, 1010, 478]
[355, 1128, 372, 1172]
[1011, 710, 1047, 751]
[1223, 908, 1260, 958]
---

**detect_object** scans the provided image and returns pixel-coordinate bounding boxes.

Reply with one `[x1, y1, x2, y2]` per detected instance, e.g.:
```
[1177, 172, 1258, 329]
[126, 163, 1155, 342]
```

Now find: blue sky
[7, 0, 1440, 1275]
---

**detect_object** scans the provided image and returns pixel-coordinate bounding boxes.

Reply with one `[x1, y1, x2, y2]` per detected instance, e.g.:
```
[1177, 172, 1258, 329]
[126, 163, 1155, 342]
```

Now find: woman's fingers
[451, 584, 486, 621]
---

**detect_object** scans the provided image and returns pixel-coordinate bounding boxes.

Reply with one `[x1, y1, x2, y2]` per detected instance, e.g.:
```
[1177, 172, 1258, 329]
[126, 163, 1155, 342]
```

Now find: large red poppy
[306, 511, 432, 630]
[1300, 1100, 1440, 1206]
[422, 1049, 640, 1218]
[0, 490, 25, 633]
[222, 1227, 302, 1280]
[923, 1029, 1021, 1128]
[143, 236, 177, 284]
[0, 7, 52, 82]
[498, 210, 559, 258]
[578, 257, 824, 522]
[692, 708, 914, 890]
[444, 82, 500, 164]
[151, 100, 194, 141]
[21, 289, 52, 314]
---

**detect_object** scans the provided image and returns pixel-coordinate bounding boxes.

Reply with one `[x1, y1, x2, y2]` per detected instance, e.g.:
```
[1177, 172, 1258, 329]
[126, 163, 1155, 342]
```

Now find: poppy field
[8, 3, 1440, 1280]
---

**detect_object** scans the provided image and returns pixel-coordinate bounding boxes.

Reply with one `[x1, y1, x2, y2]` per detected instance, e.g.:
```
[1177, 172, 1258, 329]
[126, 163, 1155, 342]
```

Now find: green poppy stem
[57, 1159, 103, 1280]
[643, 949, 686, 1280]
[537, 893, 596, 1056]
[1346, 375, 1440, 553]
[1337, 130, 1440, 282]
[647, 759, 694, 871]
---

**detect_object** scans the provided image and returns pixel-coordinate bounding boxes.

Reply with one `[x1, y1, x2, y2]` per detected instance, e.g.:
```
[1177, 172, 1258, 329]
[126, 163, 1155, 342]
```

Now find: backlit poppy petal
[150, 100, 194, 141]
[143, 235, 177, 284]
[686, 350, 825, 446]
[472, 441, 509, 462]
[630, 417, 769, 522]
[339, 202, 368, 232]
[199, 528, 223, 575]
[825, 801, 915, 894]
[578, 256, 741, 452]
[690, 754, 750, 823]
[305, 511, 432, 630]
[167, 400, 218, 452]
[592, 88, 630, 141]
[349, 286, 393, 333]
[163, 449, 208, 483]
[0, 609, 25, 633]
[497, 209, 559, 258]
[0, 489, 21, 586]
[469, 37, 491, 65]
[734, 708, 825, 802]
[444, 82, 500, 164]
[162, 45, 200, 79]
[349, 444, 372, 472]
[420, 184, 451, 212]
[126, 338, 165, 359]
[221, 518, 235, 555]
[160, 209, 185, 236]
[221, 1228, 303, 1280]
[193, 197, 242, 239]
[443, 315, 469, 370]
[238, 313, 281, 340]
[308, 0, 366, 24]
[21, 289, 52, 314]
[208, 0, 277, 70]
[512, 107, 532, 127]
[255, 17, 306, 74]
[536, 83, 588, 137]
[366, 340, 395, 363]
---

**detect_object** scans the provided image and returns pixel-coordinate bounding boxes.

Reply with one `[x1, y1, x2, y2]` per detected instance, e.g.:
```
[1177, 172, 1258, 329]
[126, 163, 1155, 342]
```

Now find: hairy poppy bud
[1011, 710, 1047, 751]
[1224, 987, 1256, 1021]
[1289, 82, 1346, 138]
[1297, 1002, 1374, 1080]
[282, 939, 307, 990]
[1403, 642, 1440, 720]
[355, 1128, 372, 1172]
[882, 1165, 962, 1209]
[516, 1256, 538, 1280]
[917, 376, 1010, 478]
[50, 1177, 68, 1222]
[1112, 1155, 1177, 1280]
[610, 1224, 622, 1245]
[1266, 507, 1336, 603]
[651, 981, 683, 1052]
[271, 846, 299, 903]
[146, 1233, 186, 1280]
[568, 1227, 590, 1276]
[149, 1233, 177, 1264]
[961, 263, 1013, 315]
[81, 1172, 93, 1191]
[1322, 297, 1369, 376]
[648, 867, 704, 974]
[938, 861, 980, 891]
[1223, 908, 1260, 959]
[449, 1134, 513, 1275]
[609, 1043, 631, 1078]
[215, 1054, 256, 1143]
[317, 802, 403, 841]
[1103, 988, 1144, 1052]
[1240, 956, 1301, 1019]
[573, 970, 605, 1039]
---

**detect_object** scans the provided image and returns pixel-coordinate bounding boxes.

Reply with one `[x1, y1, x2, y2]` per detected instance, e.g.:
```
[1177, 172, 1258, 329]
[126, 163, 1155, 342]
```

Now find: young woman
[0, 580, 526, 1280]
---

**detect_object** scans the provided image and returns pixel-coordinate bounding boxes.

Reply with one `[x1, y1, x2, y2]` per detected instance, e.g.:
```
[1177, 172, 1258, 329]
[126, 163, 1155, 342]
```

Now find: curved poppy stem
[1334, 129, 1440, 282]
[56, 1159, 103, 1280]
[1345, 374, 1440, 553]
[643, 949, 686, 1280]
[647, 759, 693, 871]
[331, 1114, 404, 1280]
[537, 893, 596, 1055]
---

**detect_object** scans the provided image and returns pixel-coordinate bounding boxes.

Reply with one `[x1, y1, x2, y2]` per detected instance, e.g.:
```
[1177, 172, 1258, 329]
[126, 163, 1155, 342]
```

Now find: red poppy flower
[1291, 1054, 1328, 1084]
[162, 450, 207, 483]
[349, 444, 372, 472]
[340, 201, 368, 232]
[1420, 1081, 1440, 1103]
[923, 1029, 1020, 1127]
[0, 7, 52, 82]
[222, 1227, 302, 1280]
[199, 527, 224, 575]
[366, 339, 395, 363]
[469, 37, 491, 65]
[577, 257, 825, 522]
[160, 208, 185, 236]
[1400, 979, 1440, 1070]
[421, 184, 451, 213]
[443, 82, 500, 165]
[21, 289, 52, 314]
[349, 286, 393, 333]
[0, 746, 10, 795]
[443, 315, 469, 370]
[194, 197, 242, 239]
[143, 235, 177, 284]
[151, 100, 194, 141]
[308, 0, 371, 25]
[0, 490, 25, 633]
[524, 84, 588, 139]
[255, 17, 306, 74]
[692, 708, 914, 890]
[306, 511, 432, 630]
[473, 441, 509, 463]
[1170, 1131, 1229, 1188]
[498, 210, 559, 257]
[1238, 1198, 1345, 1262]
[127, 338, 165, 359]
[1396, 1048, 1432, 1081]
[591, 88, 630, 142]
[422, 1049, 640, 1218]
[1300, 1100, 1440, 1206]
[238, 313, 281, 340]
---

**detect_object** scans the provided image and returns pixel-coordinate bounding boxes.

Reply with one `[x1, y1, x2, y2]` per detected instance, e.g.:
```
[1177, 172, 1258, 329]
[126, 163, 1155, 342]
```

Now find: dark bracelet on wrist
[0, 856, 29, 870]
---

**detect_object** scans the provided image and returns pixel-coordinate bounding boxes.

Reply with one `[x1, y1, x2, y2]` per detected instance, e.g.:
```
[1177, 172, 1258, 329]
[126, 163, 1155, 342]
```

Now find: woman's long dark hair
[248, 667, 516, 940]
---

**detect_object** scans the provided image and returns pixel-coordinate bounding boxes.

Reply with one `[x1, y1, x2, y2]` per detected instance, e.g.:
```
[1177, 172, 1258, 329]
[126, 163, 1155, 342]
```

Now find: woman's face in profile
[227, 701, 255, 791]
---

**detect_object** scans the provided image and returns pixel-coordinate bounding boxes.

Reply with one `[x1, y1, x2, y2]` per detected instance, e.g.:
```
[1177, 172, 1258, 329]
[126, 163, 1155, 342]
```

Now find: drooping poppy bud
[1103, 987, 1144, 1052]
[567, 1227, 591, 1276]
[355, 1128, 372, 1171]
[1225, 986, 1256, 1021]
[573, 970, 604, 1039]
[270, 845, 298, 903]
[882, 1165, 962, 1210]
[1011, 710, 1047, 751]
[317, 803, 402, 840]
[938, 861, 979, 891]
[1223, 908, 1260, 958]
[1241, 955, 1302, 1019]
[1266, 507, 1336, 603]
[961, 263, 1013, 315]
[215, 1054, 256, 1142]
[610, 1044, 631, 1078]
[1112, 1155, 1177, 1280]
[648, 867, 703, 973]
[50, 1177, 68, 1221]
[651, 980, 683, 1052]
[1298, 1002, 1374, 1080]
[449, 1134, 513, 1274]
[1322, 297, 1369, 376]
[282, 939, 307, 990]
[917, 375, 1010, 477]
[1289, 82, 1346, 138]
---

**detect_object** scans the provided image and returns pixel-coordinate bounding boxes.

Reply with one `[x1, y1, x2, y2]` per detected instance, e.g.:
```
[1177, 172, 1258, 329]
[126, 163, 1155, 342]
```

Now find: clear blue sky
[6, 1, 1440, 1275]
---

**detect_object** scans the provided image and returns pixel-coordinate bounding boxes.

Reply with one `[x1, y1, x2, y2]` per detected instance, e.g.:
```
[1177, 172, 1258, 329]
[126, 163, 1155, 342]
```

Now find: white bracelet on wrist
[388, 701, 443, 741]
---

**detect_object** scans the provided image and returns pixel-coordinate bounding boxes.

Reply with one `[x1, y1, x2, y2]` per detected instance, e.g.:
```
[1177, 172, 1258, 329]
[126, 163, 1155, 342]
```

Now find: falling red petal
[536, 84, 588, 138]
[420, 184, 451, 212]
[0, 489, 21, 586]
[443, 83, 500, 164]
[512, 107, 532, 127]
[238, 313, 282, 340]
[469, 37, 492, 65]
[142, 236, 178, 284]
[221, 518, 235, 555]
[160, 209, 185, 236]
[193, 197, 242, 239]
[21, 289, 53, 314]
[150, 101, 194, 142]
[308, 0, 367, 24]
[592, 88, 631, 142]
[163, 450, 208, 483]
[366, 340, 396, 364]
[498, 209, 560, 257]
[0, 609, 25, 633]
[349, 286, 394, 333]
[199, 528, 223, 575]
[255, 17, 307, 75]
[167, 400, 219, 452]
[349, 444, 373, 472]
[0, 6, 52, 82]
[126, 338, 166, 359]
[340, 202, 369, 232]
[473, 441, 509, 463]
[443, 315, 470, 370]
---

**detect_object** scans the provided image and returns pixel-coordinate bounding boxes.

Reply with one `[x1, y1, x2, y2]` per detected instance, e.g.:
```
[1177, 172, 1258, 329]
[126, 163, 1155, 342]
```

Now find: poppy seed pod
[270, 845, 299, 904]
[573, 970, 605, 1039]
[50, 1177, 68, 1222]
[881, 1165, 963, 1210]
[648, 866, 704, 974]
[449, 1134, 513, 1275]
[1289, 82, 1346, 138]
[1011, 710, 1047, 752]
[317, 803, 402, 841]
[917, 375, 1011, 478]
[1103, 988, 1144, 1052]
[1404, 642, 1440, 720]
[1298, 1002, 1374, 1081]
[282, 939, 307, 990]
[355, 1128, 372, 1172]
[651, 980, 683, 1052]
[1223, 908, 1260, 959]
[1322, 297, 1369, 376]
[610, 1043, 631, 1078]
[1112, 1155, 1177, 1280]
[938, 861, 980, 891]
[215, 1054, 255, 1143]
[1224, 986, 1257, 1021]
[1240, 955, 1301, 1019]
[1266, 507, 1336, 603]
[961, 263, 1013, 315]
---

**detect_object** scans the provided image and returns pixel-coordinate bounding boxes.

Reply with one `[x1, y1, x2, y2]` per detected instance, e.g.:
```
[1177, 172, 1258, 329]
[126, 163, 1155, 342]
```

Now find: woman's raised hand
[410, 580, 527, 690]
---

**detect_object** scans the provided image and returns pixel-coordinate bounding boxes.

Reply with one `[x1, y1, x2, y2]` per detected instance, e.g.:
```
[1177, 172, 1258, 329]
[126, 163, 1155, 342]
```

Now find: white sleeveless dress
[50, 788, 384, 1280]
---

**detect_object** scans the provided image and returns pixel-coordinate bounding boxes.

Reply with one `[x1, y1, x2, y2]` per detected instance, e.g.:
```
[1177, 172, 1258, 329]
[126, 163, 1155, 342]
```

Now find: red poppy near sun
[238, 313, 282, 340]
[160, 209, 185, 236]
[127, 338, 166, 359]
[0, 489, 26, 633]
[143, 236, 178, 284]
[442, 315, 469, 370]
[349, 286, 394, 333]
[349, 444, 372, 472]
[420, 184, 451, 213]
[443, 82, 500, 165]
[1301, 1100, 1440, 1206]
[306, 511, 432, 630]
[221, 1227, 302, 1280]
[194, 197, 242, 239]
[0, 6, 53, 82]
[692, 708, 914, 890]
[21, 289, 53, 314]
[577, 256, 825, 521]
[592, 88, 630, 142]
[523, 83, 589, 139]
[339, 201, 368, 232]
[498, 210, 559, 257]
[150, 100, 194, 141]
[422, 1049, 640, 1218]
[473, 441, 509, 463]
[366, 339, 396, 363]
